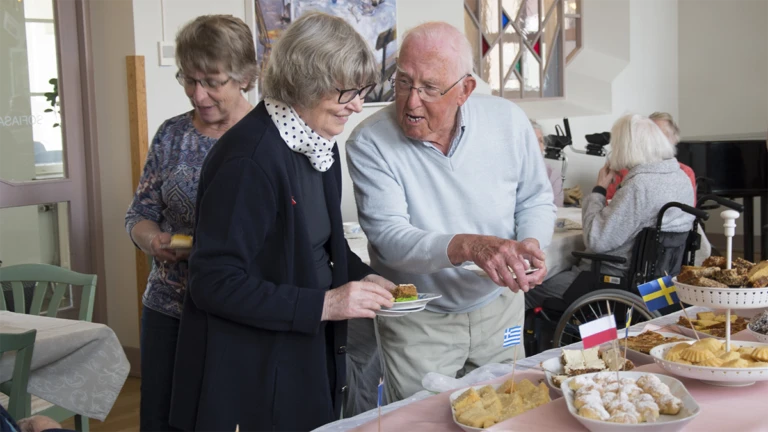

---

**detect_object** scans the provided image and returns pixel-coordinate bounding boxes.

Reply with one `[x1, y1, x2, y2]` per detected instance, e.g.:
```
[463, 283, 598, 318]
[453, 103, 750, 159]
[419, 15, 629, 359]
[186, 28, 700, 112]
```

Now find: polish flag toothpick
[579, 314, 618, 349]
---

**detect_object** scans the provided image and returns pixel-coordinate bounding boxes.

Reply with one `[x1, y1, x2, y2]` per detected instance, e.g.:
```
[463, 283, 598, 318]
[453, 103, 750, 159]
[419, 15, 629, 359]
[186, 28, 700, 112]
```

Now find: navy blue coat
[169, 102, 374, 431]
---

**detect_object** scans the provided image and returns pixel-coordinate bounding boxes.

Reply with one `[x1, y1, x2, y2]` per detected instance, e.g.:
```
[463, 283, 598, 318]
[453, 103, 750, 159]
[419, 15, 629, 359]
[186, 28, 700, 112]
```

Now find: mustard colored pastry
[737, 346, 755, 356]
[699, 357, 724, 367]
[751, 347, 768, 362]
[664, 343, 690, 361]
[721, 358, 750, 368]
[680, 346, 715, 363]
[719, 351, 741, 362]
[691, 338, 722, 351]
[749, 362, 768, 367]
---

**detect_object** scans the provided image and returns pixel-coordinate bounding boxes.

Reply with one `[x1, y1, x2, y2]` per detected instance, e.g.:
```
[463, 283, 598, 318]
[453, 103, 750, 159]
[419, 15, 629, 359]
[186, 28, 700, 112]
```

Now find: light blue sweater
[346, 94, 556, 313]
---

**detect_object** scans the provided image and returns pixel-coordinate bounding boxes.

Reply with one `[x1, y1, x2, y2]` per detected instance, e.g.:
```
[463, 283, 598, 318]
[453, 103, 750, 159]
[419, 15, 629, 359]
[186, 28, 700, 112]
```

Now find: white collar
[264, 98, 335, 172]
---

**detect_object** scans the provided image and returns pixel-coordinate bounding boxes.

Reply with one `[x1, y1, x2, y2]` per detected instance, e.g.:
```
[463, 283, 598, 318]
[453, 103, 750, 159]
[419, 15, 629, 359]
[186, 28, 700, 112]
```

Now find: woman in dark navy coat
[169, 12, 395, 432]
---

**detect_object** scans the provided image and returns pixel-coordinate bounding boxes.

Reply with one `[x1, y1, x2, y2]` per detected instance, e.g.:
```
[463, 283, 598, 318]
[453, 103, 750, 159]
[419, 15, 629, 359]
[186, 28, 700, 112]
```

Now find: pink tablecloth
[350, 370, 551, 432]
[353, 330, 767, 431]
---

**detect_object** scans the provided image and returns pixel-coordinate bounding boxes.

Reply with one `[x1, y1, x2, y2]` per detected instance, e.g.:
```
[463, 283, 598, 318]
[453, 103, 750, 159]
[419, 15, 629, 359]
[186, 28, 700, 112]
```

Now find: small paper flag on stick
[579, 314, 618, 349]
[623, 306, 634, 361]
[378, 377, 384, 432]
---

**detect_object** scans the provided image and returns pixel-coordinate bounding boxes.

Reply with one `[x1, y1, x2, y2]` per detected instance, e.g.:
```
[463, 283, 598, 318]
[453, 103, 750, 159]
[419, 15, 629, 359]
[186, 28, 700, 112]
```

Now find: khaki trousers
[375, 289, 526, 402]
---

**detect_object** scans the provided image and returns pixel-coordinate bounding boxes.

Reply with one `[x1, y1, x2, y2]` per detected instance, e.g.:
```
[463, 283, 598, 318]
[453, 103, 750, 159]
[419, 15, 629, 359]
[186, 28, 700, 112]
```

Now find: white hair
[649, 111, 681, 145]
[401, 22, 474, 76]
[608, 114, 676, 171]
[529, 119, 543, 133]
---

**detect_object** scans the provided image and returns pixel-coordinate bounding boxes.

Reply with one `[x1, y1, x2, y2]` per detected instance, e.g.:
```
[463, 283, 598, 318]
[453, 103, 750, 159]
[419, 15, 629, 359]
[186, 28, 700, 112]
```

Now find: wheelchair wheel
[552, 289, 659, 348]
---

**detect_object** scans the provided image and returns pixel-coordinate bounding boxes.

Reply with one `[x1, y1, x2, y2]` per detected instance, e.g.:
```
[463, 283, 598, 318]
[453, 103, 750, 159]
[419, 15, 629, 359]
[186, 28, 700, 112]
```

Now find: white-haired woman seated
[525, 114, 696, 309]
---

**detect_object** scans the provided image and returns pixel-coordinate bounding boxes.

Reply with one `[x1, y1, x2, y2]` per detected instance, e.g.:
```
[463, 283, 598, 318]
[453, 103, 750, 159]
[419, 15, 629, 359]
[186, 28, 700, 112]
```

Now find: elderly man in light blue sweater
[346, 21, 557, 402]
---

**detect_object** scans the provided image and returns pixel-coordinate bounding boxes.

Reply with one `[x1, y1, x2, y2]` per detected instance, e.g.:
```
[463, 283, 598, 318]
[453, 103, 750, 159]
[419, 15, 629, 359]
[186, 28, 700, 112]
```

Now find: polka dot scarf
[265, 98, 335, 172]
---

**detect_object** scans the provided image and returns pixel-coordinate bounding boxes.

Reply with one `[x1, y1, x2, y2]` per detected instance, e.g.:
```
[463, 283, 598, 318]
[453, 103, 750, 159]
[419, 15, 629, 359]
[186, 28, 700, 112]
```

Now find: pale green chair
[0, 264, 97, 431]
[0, 330, 37, 420]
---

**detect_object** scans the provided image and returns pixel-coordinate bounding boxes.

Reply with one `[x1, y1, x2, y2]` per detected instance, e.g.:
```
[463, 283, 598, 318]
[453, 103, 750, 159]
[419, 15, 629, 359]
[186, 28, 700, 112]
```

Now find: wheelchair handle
[658, 202, 709, 222]
[572, 250, 627, 264]
[696, 194, 744, 213]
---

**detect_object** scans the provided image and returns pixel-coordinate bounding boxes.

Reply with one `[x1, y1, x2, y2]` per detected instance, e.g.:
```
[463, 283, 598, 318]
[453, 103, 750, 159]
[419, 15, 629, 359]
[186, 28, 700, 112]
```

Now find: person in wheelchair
[525, 113, 696, 310]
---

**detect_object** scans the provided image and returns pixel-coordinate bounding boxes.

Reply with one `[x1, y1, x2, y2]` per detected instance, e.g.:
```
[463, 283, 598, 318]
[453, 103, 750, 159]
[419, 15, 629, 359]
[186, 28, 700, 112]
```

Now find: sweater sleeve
[125, 124, 167, 236]
[346, 136, 456, 275]
[582, 181, 642, 253]
[189, 157, 325, 335]
[513, 121, 557, 248]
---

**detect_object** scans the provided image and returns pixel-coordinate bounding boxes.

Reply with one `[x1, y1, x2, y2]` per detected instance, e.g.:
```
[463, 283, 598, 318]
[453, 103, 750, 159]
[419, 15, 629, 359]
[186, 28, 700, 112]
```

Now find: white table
[346, 207, 585, 282]
[0, 311, 130, 421]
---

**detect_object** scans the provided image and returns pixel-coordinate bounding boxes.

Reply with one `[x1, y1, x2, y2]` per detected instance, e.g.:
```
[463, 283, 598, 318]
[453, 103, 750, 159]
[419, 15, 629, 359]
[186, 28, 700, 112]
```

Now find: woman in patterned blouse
[124, 15, 256, 432]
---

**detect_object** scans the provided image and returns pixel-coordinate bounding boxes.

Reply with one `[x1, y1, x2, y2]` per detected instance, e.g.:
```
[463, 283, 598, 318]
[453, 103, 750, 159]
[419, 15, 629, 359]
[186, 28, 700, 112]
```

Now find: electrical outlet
[157, 41, 176, 67]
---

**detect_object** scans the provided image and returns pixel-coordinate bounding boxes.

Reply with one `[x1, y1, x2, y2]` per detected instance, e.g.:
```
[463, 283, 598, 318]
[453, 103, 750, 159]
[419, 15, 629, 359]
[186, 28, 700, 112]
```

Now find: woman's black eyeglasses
[335, 84, 376, 104]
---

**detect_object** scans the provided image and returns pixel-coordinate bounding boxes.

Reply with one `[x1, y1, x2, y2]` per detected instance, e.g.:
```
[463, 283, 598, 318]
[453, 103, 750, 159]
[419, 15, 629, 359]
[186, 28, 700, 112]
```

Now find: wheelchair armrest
[571, 251, 627, 264]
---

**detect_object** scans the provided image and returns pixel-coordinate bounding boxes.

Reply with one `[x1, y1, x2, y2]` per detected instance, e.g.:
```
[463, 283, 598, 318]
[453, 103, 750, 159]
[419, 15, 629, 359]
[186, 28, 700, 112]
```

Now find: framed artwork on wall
[254, 0, 397, 104]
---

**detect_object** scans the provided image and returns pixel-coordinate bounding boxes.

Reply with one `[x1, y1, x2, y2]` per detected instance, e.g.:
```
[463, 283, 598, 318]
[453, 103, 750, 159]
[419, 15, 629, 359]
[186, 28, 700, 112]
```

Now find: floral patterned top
[125, 112, 217, 319]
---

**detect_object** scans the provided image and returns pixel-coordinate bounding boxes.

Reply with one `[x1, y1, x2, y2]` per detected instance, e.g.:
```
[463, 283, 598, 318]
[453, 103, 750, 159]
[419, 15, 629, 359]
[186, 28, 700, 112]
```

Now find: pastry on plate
[392, 284, 418, 302]
[168, 234, 193, 249]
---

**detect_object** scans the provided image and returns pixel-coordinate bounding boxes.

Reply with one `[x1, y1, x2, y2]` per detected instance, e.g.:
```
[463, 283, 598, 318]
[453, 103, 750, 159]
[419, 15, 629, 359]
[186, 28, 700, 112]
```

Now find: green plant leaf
[44, 108, 53, 113]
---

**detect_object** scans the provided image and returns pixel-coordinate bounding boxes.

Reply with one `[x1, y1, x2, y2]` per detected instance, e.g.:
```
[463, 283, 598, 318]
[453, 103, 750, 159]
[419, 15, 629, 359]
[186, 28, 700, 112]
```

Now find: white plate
[541, 357, 566, 395]
[650, 340, 768, 386]
[561, 372, 701, 432]
[748, 324, 768, 343]
[383, 293, 442, 311]
[375, 304, 426, 317]
[673, 277, 768, 309]
[462, 262, 538, 279]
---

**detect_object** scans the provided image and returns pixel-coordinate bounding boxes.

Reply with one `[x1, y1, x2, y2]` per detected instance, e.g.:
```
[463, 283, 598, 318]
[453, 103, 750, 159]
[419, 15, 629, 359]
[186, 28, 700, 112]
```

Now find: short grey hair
[262, 12, 379, 108]
[176, 15, 258, 92]
[401, 22, 474, 76]
[649, 111, 681, 145]
[608, 114, 676, 171]
[530, 119, 543, 133]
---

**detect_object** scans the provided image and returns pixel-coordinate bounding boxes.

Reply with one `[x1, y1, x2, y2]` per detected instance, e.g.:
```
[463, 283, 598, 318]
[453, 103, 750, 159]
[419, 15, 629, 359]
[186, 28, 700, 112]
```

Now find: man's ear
[457, 75, 477, 106]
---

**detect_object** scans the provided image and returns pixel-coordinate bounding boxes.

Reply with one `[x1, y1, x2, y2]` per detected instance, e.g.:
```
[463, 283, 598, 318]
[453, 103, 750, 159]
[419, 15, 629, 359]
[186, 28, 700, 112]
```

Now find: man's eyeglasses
[390, 74, 471, 102]
[335, 84, 376, 104]
[176, 72, 232, 91]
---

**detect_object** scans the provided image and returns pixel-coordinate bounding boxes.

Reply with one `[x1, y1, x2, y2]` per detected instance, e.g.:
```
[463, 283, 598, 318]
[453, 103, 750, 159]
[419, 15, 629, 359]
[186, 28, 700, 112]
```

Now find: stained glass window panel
[541, 6, 560, 69]
[565, 0, 579, 14]
[465, 0, 480, 17]
[483, 43, 502, 93]
[502, 0, 524, 22]
[481, 0, 500, 39]
[501, 35, 521, 89]
[515, 0, 539, 37]
[522, 45, 540, 94]
[467, 0, 575, 99]
[465, 9, 481, 72]
[504, 72, 522, 99]
[543, 29, 562, 97]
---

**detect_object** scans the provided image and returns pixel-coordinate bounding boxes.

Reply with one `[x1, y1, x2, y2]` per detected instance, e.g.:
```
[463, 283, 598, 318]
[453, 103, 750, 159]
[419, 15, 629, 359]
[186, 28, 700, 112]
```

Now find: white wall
[679, 0, 767, 138]
[678, 0, 767, 243]
[521, 0, 679, 195]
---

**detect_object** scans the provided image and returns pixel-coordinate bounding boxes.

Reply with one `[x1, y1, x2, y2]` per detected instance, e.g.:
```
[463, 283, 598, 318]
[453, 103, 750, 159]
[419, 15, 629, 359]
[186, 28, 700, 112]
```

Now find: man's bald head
[400, 22, 474, 77]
